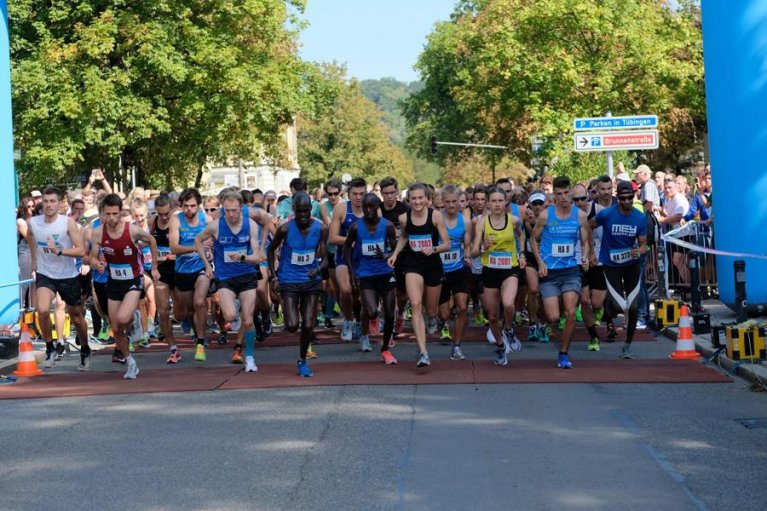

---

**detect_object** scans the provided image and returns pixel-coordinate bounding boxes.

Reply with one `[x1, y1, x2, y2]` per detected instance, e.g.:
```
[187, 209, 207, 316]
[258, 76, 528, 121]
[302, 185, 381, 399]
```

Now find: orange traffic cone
[669, 305, 702, 360]
[12, 322, 43, 377]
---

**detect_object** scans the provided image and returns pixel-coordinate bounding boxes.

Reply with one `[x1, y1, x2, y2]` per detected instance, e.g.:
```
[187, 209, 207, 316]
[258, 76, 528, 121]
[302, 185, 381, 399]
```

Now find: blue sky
[298, 0, 456, 83]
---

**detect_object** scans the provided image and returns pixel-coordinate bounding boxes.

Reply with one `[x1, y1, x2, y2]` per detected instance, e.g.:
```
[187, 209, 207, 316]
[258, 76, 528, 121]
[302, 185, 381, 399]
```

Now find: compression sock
[244, 328, 256, 358]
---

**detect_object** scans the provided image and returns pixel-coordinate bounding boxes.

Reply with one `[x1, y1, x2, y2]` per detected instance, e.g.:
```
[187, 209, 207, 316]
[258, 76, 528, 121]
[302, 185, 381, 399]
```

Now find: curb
[664, 326, 767, 387]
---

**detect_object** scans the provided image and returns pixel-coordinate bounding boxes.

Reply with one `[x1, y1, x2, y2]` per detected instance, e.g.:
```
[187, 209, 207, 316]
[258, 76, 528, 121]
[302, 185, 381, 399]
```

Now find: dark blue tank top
[354, 219, 391, 278]
[213, 216, 255, 280]
[278, 219, 322, 284]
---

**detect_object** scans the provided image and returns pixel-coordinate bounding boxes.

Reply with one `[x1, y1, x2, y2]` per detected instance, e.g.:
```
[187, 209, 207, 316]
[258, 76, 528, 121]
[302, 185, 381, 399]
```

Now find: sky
[298, 0, 456, 83]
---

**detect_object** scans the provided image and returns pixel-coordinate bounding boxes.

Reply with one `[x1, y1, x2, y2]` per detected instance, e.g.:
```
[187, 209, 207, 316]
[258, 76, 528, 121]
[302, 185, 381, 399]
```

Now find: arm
[683, 194, 701, 222]
[386, 223, 398, 258]
[431, 211, 451, 256]
[267, 224, 288, 282]
[328, 201, 347, 246]
[82, 225, 93, 266]
[26, 220, 37, 273]
[387, 212, 409, 267]
[90, 226, 106, 273]
[469, 215, 485, 258]
[320, 202, 332, 227]
[314, 225, 329, 278]
[62, 218, 85, 258]
[512, 215, 526, 268]
[194, 223, 217, 279]
[462, 215, 472, 266]
[530, 209, 548, 277]
[246, 219, 265, 265]
[578, 210, 591, 269]
[342, 222, 358, 274]
[169, 215, 198, 256]
[131, 225, 160, 280]
[248, 207, 271, 257]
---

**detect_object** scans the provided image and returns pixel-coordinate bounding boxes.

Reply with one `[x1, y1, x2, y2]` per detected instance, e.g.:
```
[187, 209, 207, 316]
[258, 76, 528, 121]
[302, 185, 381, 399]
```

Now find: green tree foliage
[298, 64, 414, 189]
[403, 0, 705, 179]
[9, 0, 326, 188]
[360, 77, 422, 146]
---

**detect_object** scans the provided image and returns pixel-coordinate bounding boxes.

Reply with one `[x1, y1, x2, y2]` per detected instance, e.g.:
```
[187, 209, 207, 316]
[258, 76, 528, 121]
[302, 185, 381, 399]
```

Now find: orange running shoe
[166, 350, 182, 364]
[306, 345, 319, 359]
[231, 346, 244, 364]
[381, 350, 398, 365]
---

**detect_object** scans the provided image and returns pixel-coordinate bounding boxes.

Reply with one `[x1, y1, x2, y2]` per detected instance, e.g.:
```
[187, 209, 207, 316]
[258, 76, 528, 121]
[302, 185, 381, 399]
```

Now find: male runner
[151, 193, 182, 363]
[379, 176, 410, 334]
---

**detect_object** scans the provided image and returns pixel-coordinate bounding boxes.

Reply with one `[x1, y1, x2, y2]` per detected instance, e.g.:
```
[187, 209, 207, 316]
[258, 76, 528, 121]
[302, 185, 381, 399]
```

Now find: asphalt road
[1, 373, 766, 511]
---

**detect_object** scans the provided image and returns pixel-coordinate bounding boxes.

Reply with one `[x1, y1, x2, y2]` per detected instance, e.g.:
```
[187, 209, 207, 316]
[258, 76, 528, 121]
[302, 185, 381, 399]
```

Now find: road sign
[574, 130, 659, 152]
[573, 115, 658, 131]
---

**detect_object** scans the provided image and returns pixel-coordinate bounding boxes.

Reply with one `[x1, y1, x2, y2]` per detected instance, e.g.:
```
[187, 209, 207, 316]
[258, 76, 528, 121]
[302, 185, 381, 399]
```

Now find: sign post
[605, 111, 613, 177]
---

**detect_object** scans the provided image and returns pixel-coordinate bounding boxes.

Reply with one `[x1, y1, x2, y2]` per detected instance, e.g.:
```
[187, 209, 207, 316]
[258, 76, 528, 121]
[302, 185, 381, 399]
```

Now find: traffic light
[430, 135, 437, 155]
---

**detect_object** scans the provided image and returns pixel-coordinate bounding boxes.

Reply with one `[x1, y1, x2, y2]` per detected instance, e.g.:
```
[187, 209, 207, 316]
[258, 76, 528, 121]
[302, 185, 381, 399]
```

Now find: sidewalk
[662, 299, 767, 388]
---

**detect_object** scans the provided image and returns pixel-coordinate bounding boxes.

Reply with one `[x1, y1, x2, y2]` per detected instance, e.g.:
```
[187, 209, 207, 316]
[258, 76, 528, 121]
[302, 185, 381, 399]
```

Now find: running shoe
[324, 316, 334, 329]
[55, 341, 65, 360]
[353, 321, 362, 340]
[557, 353, 573, 369]
[538, 325, 551, 343]
[389, 337, 397, 348]
[426, 317, 439, 335]
[636, 319, 647, 330]
[587, 338, 601, 352]
[231, 346, 244, 364]
[78, 351, 92, 372]
[486, 328, 496, 344]
[218, 333, 228, 345]
[128, 341, 135, 353]
[262, 314, 273, 337]
[148, 328, 158, 340]
[417, 352, 430, 367]
[181, 319, 192, 334]
[297, 359, 313, 377]
[594, 308, 604, 326]
[403, 305, 413, 321]
[606, 324, 618, 341]
[528, 324, 540, 342]
[621, 343, 635, 359]
[575, 306, 583, 323]
[341, 319, 353, 342]
[203, 337, 210, 347]
[369, 318, 379, 335]
[510, 330, 522, 352]
[450, 345, 466, 361]
[501, 328, 513, 354]
[514, 311, 525, 327]
[379, 319, 384, 334]
[273, 308, 284, 327]
[44, 351, 56, 368]
[494, 345, 507, 366]
[381, 350, 397, 365]
[306, 345, 319, 359]
[112, 349, 126, 364]
[104, 336, 115, 345]
[166, 350, 182, 364]
[359, 334, 372, 352]
[129, 310, 143, 342]
[98, 323, 110, 341]
[474, 310, 488, 326]
[138, 333, 151, 349]
[194, 344, 206, 362]
[440, 325, 452, 343]
[245, 356, 258, 373]
[123, 359, 139, 379]
[558, 315, 566, 330]
[230, 299, 241, 332]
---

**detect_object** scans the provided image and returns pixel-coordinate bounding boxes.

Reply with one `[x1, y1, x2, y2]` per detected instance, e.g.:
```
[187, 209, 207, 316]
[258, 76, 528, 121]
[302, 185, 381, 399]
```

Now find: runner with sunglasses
[523, 190, 549, 343]
[591, 180, 648, 359]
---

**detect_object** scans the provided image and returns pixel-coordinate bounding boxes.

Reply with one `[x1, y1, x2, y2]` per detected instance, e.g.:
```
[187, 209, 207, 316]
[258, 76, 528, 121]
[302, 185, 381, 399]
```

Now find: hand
[307, 268, 319, 279]
[519, 253, 526, 270]
[204, 265, 214, 281]
[46, 237, 57, 252]
[463, 257, 472, 267]
[482, 236, 494, 250]
[631, 248, 640, 259]
[387, 255, 397, 268]
[581, 256, 589, 271]
[270, 277, 280, 295]
[374, 245, 385, 259]
[255, 249, 266, 264]
[538, 261, 548, 278]
[421, 246, 434, 256]
[81, 264, 90, 276]
[152, 268, 161, 281]
[96, 259, 106, 272]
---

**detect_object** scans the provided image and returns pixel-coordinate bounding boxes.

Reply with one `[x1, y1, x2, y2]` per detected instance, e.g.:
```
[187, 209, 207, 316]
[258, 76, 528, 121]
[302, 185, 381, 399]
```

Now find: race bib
[141, 246, 152, 264]
[291, 250, 315, 266]
[552, 243, 574, 258]
[487, 251, 513, 269]
[362, 240, 385, 257]
[37, 241, 57, 255]
[408, 234, 433, 252]
[109, 263, 134, 280]
[441, 250, 461, 265]
[157, 246, 173, 262]
[610, 248, 634, 264]
[224, 247, 247, 263]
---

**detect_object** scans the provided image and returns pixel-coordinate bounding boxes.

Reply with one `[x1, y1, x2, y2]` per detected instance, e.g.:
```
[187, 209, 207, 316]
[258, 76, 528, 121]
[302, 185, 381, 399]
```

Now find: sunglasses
[572, 196, 588, 202]
[617, 195, 634, 202]
[326, 191, 340, 197]
[530, 200, 545, 206]
[205, 207, 219, 212]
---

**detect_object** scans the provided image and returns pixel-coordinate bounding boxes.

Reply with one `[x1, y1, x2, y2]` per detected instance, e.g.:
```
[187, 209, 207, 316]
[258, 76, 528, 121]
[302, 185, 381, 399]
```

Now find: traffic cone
[12, 322, 43, 377]
[669, 305, 702, 360]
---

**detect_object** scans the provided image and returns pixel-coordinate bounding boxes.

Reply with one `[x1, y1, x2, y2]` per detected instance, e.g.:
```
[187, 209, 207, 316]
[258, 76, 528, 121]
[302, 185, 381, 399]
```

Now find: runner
[379, 176, 410, 335]
[26, 186, 91, 371]
[387, 183, 450, 367]
[169, 188, 213, 361]
[319, 178, 344, 329]
[343, 193, 398, 361]
[593, 180, 648, 358]
[572, 183, 603, 351]
[151, 193, 182, 363]
[329, 178, 366, 341]
[90, 194, 160, 379]
[530, 176, 591, 369]
[522, 190, 549, 343]
[436, 185, 472, 361]
[469, 186, 489, 327]
[470, 187, 524, 366]
[587, 175, 614, 342]
[268, 193, 329, 377]
[196, 191, 263, 372]
[131, 199, 157, 348]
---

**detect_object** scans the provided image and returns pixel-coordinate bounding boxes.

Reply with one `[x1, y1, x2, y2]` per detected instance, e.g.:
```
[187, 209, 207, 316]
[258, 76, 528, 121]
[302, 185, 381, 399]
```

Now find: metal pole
[689, 250, 702, 313]
[734, 260, 747, 322]
[605, 111, 614, 177]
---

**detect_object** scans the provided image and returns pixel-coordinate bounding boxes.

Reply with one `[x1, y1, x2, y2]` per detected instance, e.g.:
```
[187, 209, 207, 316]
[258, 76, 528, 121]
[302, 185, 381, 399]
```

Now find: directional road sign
[573, 115, 658, 131]
[574, 130, 659, 152]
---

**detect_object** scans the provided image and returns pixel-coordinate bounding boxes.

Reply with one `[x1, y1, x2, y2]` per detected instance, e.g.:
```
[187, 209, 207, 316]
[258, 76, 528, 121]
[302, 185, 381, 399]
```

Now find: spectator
[633, 164, 660, 214]
[30, 189, 42, 205]
[17, 198, 34, 308]
[659, 178, 690, 286]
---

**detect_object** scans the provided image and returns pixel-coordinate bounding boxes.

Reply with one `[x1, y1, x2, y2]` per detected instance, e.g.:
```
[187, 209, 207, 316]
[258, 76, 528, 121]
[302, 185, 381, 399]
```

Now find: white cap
[528, 192, 546, 203]
[616, 172, 631, 182]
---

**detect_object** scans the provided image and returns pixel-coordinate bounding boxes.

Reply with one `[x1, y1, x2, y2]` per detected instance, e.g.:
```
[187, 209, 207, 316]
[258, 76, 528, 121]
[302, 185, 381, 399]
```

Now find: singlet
[481, 214, 519, 269]
[440, 213, 466, 273]
[213, 216, 256, 280]
[381, 201, 410, 237]
[29, 214, 79, 279]
[595, 205, 647, 267]
[151, 216, 174, 271]
[90, 218, 109, 285]
[133, 221, 153, 272]
[403, 208, 442, 268]
[540, 205, 580, 270]
[340, 200, 363, 238]
[175, 210, 207, 274]
[101, 222, 144, 281]
[509, 202, 524, 252]
[588, 202, 606, 266]
[354, 219, 391, 278]
[323, 200, 337, 254]
[278, 218, 322, 284]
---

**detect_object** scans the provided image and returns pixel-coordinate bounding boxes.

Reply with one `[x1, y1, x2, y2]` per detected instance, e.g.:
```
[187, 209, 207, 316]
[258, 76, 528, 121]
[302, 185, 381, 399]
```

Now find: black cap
[616, 180, 634, 196]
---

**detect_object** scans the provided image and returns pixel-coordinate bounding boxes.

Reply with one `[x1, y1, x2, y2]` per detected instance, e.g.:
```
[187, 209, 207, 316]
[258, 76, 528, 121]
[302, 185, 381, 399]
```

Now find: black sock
[81, 345, 91, 356]
[45, 341, 54, 353]
[261, 309, 270, 322]
[586, 325, 598, 339]
[196, 338, 205, 346]
[560, 350, 568, 355]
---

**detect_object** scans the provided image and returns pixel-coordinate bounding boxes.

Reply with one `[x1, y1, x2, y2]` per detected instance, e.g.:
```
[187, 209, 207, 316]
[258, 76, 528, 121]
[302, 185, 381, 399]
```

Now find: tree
[297, 64, 414, 189]
[403, 0, 705, 177]
[9, 0, 325, 188]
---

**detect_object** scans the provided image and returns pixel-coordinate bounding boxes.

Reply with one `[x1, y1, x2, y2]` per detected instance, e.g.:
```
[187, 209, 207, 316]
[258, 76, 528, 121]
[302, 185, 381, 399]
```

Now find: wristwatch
[239, 254, 246, 262]
[56, 249, 62, 256]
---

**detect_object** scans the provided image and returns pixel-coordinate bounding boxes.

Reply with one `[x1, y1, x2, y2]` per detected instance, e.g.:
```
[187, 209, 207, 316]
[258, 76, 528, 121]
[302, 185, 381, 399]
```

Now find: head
[154, 194, 173, 225]
[100, 193, 124, 227]
[615, 181, 635, 213]
[472, 185, 487, 214]
[82, 189, 95, 208]
[494, 178, 512, 201]
[540, 174, 554, 194]
[675, 174, 689, 194]
[654, 171, 666, 188]
[441, 185, 460, 216]
[179, 188, 202, 219]
[664, 177, 678, 198]
[17, 197, 33, 219]
[204, 196, 220, 214]
[379, 176, 399, 209]
[697, 171, 712, 192]
[289, 177, 308, 195]
[510, 186, 527, 206]
[528, 190, 547, 216]
[41, 186, 64, 219]
[265, 190, 277, 205]
[220, 191, 244, 224]
[362, 193, 382, 222]
[406, 183, 429, 211]
[240, 189, 254, 206]
[571, 183, 590, 212]
[70, 198, 85, 221]
[252, 189, 264, 207]
[292, 192, 313, 228]
[595, 175, 613, 204]
[30, 190, 42, 204]
[347, 178, 367, 208]
[552, 176, 571, 208]
[634, 164, 652, 185]
[466, 186, 475, 209]
[457, 191, 468, 211]
[131, 199, 149, 226]
[324, 178, 343, 206]
[486, 187, 507, 215]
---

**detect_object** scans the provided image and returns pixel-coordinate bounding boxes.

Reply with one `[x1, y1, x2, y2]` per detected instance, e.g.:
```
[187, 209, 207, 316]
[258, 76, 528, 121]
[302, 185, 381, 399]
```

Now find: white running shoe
[128, 310, 144, 344]
[486, 328, 496, 344]
[123, 359, 139, 379]
[359, 335, 372, 352]
[44, 352, 56, 368]
[245, 356, 258, 372]
[341, 320, 353, 342]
